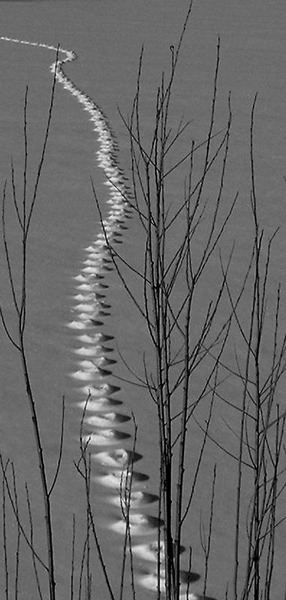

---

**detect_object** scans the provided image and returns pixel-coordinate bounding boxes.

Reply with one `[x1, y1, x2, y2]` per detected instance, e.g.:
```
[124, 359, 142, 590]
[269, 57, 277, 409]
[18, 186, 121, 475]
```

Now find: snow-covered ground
[0, 2, 286, 599]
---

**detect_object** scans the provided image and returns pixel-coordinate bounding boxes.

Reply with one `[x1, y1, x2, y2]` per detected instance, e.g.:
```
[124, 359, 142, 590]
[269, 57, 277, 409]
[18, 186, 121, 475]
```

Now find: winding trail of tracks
[0, 36, 213, 600]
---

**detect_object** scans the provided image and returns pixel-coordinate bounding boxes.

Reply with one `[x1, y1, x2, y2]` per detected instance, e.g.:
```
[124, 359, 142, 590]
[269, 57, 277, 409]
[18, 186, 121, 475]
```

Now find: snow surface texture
[0, 35, 214, 600]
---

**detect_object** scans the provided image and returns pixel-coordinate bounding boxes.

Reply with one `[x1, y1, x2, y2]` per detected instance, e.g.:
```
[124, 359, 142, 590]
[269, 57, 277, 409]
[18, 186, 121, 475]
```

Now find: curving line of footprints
[1, 36, 215, 600]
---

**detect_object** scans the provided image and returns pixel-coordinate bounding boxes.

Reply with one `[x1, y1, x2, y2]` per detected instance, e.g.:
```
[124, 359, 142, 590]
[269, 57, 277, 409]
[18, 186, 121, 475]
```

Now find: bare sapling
[93, 7, 240, 598]
[74, 396, 116, 600]
[0, 51, 60, 600]
[218, 95, 286, 600]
